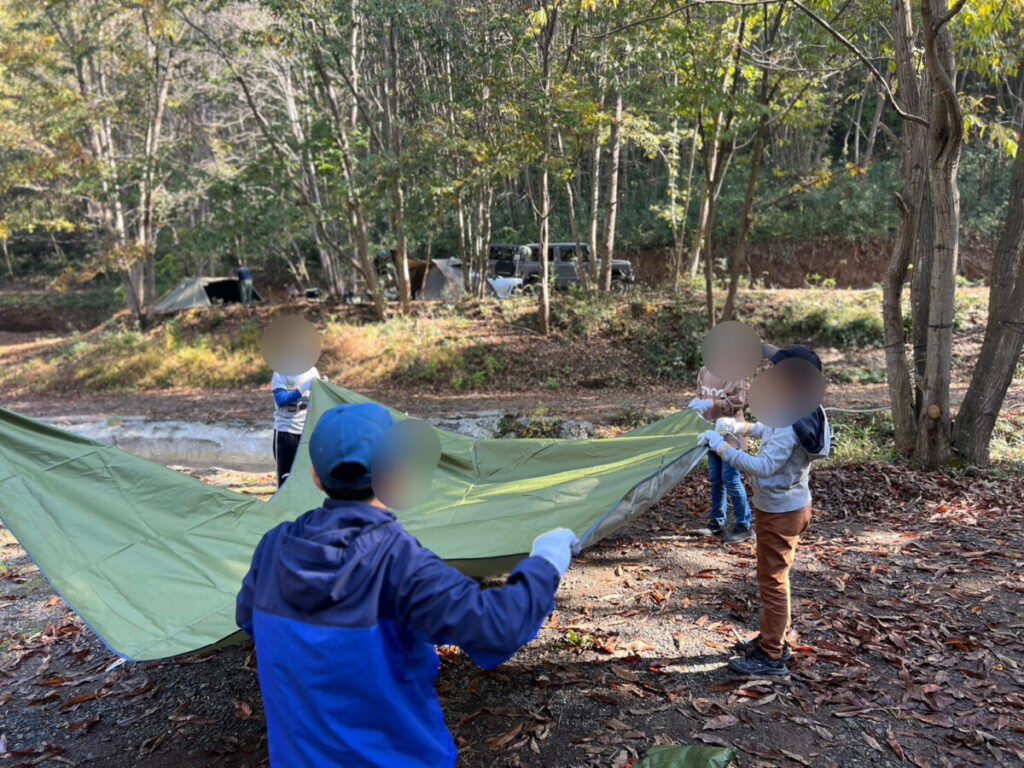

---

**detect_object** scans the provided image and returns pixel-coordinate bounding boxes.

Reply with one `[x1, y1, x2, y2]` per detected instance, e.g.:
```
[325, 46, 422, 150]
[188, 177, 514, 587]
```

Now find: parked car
[489, 242, 634, 291]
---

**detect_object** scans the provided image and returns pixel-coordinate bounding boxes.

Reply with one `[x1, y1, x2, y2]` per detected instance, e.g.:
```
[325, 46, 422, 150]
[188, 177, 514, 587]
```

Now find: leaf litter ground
[1, 463, 1022, 767]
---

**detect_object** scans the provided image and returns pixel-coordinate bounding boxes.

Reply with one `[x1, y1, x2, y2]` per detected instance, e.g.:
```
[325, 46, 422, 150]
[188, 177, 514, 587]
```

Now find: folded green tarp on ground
[0, 380, 706, 660]
[637, 745, 737, 768]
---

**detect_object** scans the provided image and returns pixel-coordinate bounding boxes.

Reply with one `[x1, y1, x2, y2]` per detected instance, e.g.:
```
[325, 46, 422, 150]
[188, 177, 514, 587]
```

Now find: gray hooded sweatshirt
[718, 407, 832, 514]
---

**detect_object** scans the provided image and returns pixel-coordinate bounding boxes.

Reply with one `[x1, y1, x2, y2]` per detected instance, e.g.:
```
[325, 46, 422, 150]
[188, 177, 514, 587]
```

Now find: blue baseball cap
[308, 404, 395, 495]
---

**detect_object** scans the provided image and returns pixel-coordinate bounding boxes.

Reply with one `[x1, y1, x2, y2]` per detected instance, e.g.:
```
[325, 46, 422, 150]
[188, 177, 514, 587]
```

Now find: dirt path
[0, 382, 928, 427]
[2, 464, 1021, 767]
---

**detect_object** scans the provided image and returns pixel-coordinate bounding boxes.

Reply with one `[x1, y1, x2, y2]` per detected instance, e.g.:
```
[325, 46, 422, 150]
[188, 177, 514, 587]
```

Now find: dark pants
[274, 431, 302, 488]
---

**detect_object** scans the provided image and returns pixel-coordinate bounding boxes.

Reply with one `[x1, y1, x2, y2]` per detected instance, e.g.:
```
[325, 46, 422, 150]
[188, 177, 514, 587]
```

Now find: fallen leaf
[60, 693, 98, 711]
[862, 730, 884, 753]
[886, 728, 905, 761]
[611, 665, 639, 682]
[235, 700, 253, 721]
[69, 716, 100, 735]
[780, 748, 812, 766]
[485, 722, 523, 750]
[702, 714, 739, 730]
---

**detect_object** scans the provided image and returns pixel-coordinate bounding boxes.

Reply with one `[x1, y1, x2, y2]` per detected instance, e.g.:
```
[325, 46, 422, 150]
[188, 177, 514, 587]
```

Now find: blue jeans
[708, 452, 751, 531]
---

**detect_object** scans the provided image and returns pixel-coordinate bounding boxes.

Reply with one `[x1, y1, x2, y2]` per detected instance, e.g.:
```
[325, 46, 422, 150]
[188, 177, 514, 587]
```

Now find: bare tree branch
[790, 0, 929, 127]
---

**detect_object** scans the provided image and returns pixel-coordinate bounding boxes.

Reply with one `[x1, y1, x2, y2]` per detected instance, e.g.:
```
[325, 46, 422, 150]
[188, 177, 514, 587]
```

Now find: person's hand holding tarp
[715, 417, 748, 435]
[698, 430, 727, 454]
[687, 398, 715, 417]
[530, 528, 579, 577]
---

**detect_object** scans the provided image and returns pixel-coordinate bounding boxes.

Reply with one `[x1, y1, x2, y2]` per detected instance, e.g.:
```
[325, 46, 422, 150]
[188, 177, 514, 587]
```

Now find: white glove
[699, 430, 727, 453]
[715, 417, 742, 435]
[530, 528, 579, 577]
[688, 398, 714, 416]
[298, 377, 314, 395]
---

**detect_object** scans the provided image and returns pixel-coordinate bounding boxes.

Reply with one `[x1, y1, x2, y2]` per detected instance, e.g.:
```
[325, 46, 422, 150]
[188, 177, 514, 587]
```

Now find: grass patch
[497, 407, 563, 439]
[612, 402, 660, 429]
[0, 286, 998, 396]
[325, 316, 510, 392]
[989, 411, 1024, 473]
[745, 289, 885, 349]
[822, 412, 896, 467]
[0, 281, 121, 331]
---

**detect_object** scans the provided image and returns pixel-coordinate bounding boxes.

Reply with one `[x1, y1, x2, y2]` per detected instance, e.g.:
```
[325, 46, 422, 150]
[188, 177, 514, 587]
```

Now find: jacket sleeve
[236, 536, 269, 637]
[273, 388, 302, 408]
[718, 427, 797, 478]
[707, 379, 745, 421]
[737, 421, 766, 440]
[388, 533, 561, 670]
[717, 380, 746, 417]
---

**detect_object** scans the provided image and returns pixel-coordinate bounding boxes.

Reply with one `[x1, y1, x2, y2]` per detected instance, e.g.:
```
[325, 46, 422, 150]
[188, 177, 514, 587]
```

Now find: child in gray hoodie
[700, 345, 832, 676]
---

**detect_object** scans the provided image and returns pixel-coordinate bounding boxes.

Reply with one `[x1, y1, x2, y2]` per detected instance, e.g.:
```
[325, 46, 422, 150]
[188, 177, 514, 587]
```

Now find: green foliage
[822, 412, 896, 467]
[612, 402, 659, 429]
[497, 407, 562, 439]
[750, 290, 885, 349]
[632, 302, 707, 381]
[555, 628, 597, 650]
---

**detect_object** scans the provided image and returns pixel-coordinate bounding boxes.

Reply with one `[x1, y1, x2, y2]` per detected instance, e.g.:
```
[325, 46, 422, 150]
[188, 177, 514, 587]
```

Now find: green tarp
[153, 276, 262, 313]
[637, 746, 737, 768]
[0, 380, 706, 660]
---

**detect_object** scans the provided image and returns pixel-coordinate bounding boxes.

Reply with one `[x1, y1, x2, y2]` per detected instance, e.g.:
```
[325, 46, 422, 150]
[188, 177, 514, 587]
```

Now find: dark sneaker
[728, 645, 790, 677]
[733, 634, 793, 664]
[723, 527, 754, 544]
[708, 523, 726, 537]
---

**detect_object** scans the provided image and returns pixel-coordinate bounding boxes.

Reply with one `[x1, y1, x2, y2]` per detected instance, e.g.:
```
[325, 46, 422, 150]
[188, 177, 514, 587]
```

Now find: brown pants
[755, 505, 811, 660]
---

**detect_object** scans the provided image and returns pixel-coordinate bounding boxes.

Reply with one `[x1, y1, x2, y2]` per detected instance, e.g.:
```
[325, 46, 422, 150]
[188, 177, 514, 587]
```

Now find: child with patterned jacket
[689, 366, 753, 543]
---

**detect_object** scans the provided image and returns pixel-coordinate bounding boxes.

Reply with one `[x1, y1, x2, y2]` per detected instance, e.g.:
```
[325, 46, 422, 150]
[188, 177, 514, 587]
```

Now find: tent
[411, 258, 521, 300]
[0, 380, 706, 660]
[153, 277, 263, 313]
[410, 258, 465, 300]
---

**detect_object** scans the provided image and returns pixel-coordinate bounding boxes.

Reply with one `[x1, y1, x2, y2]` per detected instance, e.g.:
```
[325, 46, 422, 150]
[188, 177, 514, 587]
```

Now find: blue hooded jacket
[236, 499, 561, 768]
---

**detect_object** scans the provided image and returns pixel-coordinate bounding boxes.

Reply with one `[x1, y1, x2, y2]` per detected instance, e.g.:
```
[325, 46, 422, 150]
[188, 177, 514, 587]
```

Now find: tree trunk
[386, 19, 412, 315]
[673, 125, 699, 290]
[558, 131, 590, 291]
[1, 238, 12, 277]
[862, 93, 886, 167]
[392, 181, 412, 313]
[588, 130, 602, 283]
[600, 88, 622, 292]
[915, 0, 965, 468]
[722, 115, 767, 320]
[539, 163, 551, 333]
[911, 184, 935, 413]
[952, 126, 1024, 464]
[536, 3, 556, 334]
[883, 0, 930, 455]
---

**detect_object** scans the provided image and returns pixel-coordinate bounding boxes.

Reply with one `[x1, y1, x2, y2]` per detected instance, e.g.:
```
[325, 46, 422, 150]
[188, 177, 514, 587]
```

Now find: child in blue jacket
[237, 403, 577, 768]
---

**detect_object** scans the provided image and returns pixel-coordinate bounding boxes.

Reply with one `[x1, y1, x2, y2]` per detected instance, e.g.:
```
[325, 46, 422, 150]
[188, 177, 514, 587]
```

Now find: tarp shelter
[0, 381, 707, 660]
[410, 258, 465, 300]
[411, 258, 521, 300]
[153, 276, 263, 313]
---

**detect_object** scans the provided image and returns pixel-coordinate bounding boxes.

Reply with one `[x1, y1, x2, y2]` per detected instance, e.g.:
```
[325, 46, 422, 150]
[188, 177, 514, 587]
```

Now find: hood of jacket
[793, 406, 831, 458]
[274, 499, 398, 614]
